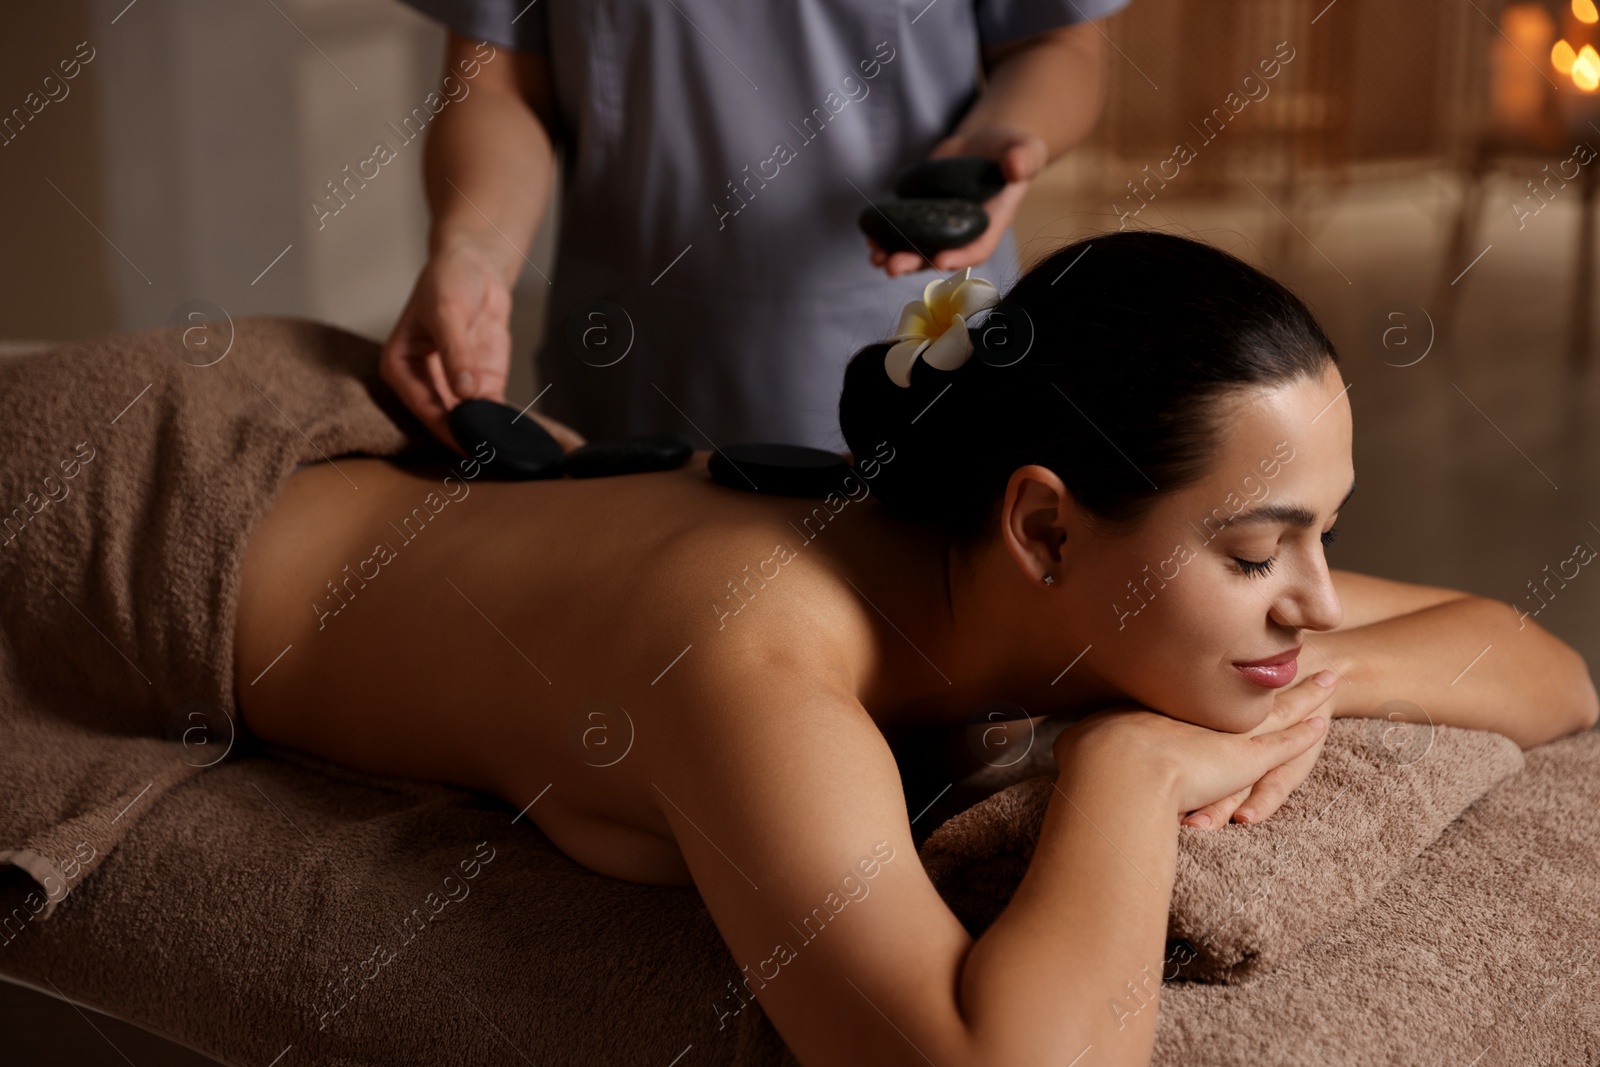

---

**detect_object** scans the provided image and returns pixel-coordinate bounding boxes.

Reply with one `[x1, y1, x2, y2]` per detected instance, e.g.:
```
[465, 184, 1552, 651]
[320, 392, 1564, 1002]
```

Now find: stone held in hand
[893, 157, 1007, 202]
[858, 199, 990, 255]
[707, 442, 853, 497]
[447, 398, 565, 480]
[562, 433, 694, 478]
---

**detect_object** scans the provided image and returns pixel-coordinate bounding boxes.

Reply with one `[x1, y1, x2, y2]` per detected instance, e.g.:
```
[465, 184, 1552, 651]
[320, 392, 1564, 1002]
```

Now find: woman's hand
[1055, 671, 1339, 819]
[1180, 699, 1331, 830]
[1180, 733, 1329, 829]
[869, 126, 1048, 278]
[1181, 671, 1342, 828]
[381, 239, 516, 451]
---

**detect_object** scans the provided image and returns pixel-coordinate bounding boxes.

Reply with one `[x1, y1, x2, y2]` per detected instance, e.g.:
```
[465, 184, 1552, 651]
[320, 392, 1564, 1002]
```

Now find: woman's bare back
[234, 452, 913, 885]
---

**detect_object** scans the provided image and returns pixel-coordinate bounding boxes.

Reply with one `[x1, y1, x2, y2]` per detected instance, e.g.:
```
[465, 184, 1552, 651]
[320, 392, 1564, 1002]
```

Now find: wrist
[934, 124, 1049, 182]
[1054, 715, 1182, 810]
[1302, 636, 1364, 718]
[430, 225, 523, 287]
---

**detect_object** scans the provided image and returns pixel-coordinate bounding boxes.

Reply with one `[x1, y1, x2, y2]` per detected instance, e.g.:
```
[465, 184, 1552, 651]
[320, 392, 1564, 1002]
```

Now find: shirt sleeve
[395, 0, 548, 54]
[975, 0, 1133, 48]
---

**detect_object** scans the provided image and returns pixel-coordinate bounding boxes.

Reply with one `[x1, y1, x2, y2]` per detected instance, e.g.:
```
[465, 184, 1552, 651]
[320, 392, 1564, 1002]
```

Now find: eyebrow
[1215, 479, 1356, 530]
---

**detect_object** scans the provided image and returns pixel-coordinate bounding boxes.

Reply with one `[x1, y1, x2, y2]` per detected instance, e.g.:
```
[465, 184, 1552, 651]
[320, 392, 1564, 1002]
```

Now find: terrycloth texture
[919, 718, 1528, 981]
[2, 319, 1598, 1066]
[2, 723, 1595, 1067]
[1152, 730, 1600, 1067]
[2, 749, 791, 1066]
[0, 318, 421, 917]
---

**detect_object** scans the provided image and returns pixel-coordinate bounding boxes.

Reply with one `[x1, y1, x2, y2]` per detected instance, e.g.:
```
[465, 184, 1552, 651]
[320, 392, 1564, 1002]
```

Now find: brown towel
[2, 722, 1592, 1067]
[0, 316, 430, 913]
[1150, 729, 1600, 1066]
[919, 718, 1526, 981]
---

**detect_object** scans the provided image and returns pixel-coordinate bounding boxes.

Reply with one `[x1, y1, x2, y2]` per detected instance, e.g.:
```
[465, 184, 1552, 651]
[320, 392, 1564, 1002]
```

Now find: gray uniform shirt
[400, 0, 1129, 448]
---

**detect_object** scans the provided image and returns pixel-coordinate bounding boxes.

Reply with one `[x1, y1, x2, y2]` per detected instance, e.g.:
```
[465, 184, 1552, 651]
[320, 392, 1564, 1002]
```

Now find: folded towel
[1150, 729, 1600, 1065]
[918, 718, 1526, 980]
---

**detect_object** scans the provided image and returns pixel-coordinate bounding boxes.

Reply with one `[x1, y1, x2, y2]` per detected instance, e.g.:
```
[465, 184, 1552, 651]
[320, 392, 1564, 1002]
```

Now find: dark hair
[838, 231, 1339, 547]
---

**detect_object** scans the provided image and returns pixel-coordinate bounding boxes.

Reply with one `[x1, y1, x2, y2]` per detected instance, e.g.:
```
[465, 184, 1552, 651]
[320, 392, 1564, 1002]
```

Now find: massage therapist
[383, 0, 1129, 451]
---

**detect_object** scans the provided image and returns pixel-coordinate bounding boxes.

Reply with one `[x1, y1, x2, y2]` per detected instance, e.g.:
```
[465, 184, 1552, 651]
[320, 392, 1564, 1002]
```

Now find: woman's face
[1057, 362, 1354, 732]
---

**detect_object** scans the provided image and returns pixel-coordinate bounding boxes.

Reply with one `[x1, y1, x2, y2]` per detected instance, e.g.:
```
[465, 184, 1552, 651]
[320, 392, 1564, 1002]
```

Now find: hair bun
[839, 338, 984, 525]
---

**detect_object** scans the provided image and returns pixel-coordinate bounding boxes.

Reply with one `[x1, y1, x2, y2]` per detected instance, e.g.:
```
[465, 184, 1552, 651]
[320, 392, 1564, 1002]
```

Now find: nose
[1271, 554, 1344, 633]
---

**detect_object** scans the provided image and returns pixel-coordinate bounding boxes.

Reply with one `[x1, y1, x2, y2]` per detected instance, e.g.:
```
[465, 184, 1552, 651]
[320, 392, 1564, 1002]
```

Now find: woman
[234, 232, 1597, 1067]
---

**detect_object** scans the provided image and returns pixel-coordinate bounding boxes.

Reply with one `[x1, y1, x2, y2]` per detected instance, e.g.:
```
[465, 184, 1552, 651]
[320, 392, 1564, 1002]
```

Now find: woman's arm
[646, 644, 1330, 1067]
[1302, 569, 1599, 748]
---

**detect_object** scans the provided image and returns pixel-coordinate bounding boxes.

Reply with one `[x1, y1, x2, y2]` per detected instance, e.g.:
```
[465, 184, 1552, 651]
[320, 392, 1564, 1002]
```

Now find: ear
[998, 464, 1077, 586]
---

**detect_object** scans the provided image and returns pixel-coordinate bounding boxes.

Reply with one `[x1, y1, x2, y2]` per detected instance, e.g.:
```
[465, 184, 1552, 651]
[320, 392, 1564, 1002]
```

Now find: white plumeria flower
[883, 267, 1002, 388]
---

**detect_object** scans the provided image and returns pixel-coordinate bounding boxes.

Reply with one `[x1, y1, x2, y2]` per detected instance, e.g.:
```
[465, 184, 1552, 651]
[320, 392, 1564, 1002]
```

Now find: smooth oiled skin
[235, 364, 1598, 1067]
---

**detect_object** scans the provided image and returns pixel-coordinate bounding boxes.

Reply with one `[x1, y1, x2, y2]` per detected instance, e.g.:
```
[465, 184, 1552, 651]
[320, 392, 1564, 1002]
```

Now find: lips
[1232, 645, 1302, 689]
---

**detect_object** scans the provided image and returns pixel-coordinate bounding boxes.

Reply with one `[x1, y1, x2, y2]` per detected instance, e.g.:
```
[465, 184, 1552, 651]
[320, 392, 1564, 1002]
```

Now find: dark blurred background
[2, 0, 1597, 1060]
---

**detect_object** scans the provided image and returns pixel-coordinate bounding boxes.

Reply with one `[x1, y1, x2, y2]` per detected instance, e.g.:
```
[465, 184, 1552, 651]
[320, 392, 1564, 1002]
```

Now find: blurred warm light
[1506, 2, 1558, 45]
[1496, 3, 1559, 127]
[1575, 44, 1600, 89]
[1573, 0, 1599, 24]
[1555, 38, 1579, 73]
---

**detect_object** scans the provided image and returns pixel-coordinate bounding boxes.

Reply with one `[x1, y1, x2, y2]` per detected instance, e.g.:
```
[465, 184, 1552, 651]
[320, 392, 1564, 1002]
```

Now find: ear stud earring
[1043, 575, 1055, 586]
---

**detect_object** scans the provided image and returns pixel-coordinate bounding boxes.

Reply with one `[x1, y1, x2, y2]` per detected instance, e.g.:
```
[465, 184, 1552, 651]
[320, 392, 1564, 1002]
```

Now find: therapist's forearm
[422, 71, 556, 287]
[1302, 596, 1600, 748]
[955, 24, 1108, 161]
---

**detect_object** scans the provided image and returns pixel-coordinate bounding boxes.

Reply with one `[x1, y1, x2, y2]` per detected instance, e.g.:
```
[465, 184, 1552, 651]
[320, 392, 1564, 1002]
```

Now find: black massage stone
[858, 199, 989, 255]
[562, 433, 694, 478]
[707, 443, 852, 498]
[893, 156, 1007, 202]
[447, 398, 565, 480]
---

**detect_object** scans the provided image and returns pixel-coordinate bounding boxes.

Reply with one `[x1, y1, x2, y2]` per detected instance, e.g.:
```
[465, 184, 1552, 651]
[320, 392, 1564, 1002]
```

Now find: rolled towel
[918, 718, 1526, 981]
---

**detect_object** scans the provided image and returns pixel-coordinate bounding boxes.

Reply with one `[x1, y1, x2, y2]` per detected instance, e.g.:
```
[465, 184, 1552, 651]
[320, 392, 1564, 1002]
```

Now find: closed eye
[1233, 555, 1275, 578]
[1233, 527, 1338, 579]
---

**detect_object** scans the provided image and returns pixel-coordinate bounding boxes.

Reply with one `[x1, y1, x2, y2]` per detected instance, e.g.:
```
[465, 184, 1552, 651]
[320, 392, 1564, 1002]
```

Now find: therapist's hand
[381, 239, 515, 450]
[869, 126, 1048, 278]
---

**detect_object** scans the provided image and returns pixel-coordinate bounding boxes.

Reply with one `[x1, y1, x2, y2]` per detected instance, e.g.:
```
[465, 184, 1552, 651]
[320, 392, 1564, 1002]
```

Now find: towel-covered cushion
[918, 717, 1526, 981]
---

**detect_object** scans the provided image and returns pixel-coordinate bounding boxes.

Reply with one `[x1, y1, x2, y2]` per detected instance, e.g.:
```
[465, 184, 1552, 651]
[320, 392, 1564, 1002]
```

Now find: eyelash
[1233, 527, 1339, 579]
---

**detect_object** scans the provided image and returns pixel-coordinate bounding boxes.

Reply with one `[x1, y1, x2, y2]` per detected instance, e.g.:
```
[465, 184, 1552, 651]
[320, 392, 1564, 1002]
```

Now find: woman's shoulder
[629, 533, 863, 691]
[627, 486, 872, 640]
[539, 466, 885, 720]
